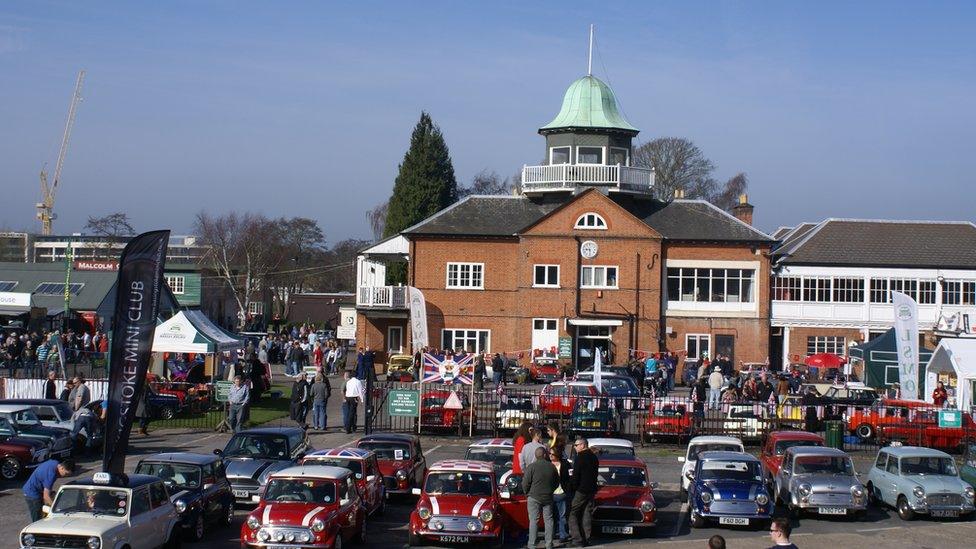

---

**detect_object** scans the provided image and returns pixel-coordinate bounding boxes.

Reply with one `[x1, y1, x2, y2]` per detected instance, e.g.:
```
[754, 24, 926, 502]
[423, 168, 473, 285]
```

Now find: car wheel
[897, 496, 915, 521]
[493, 528, 505, 549]
[866, 483, 879, 506]
[224, 501, 235, 527]
[164, 527, 183, 548]
[160, 406, 176, 421]
[188, 513, 205, 541]
[689, 506, 706, 528]
[334, 534, 343, 549]
[377, 490, 386, 516]
[856, 424, 875, 440]
[1, 456, 22, 480]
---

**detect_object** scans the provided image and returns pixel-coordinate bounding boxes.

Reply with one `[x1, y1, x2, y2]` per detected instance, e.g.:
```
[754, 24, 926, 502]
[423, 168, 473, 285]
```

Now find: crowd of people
[1, 328, 109, 377]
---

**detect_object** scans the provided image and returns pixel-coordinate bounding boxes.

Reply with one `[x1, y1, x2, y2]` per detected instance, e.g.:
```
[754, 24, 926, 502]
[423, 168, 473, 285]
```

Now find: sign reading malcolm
[388, 389, 420, 417]
[892, 291, 920, 401]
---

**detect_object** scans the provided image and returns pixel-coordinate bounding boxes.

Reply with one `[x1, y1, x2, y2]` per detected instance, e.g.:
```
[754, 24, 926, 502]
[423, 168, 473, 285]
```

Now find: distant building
[286, 292, 355, 331]
[0, 232, 31, 263]
[30, 234, 206, 264]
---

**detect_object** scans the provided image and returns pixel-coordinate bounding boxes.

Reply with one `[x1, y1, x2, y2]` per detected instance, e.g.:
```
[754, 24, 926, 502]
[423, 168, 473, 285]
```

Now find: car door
[868, 452, 889, 504]
[365, 456, 382, 509]
[883, 454, 901, 504]
[336, 478, 355, 541]
[413, 442, 426, 487]
[776, 452, 793, 502]
[148, 481, 176, 547]
[199, 462, 220, 521]
[128, 488, 156, 548]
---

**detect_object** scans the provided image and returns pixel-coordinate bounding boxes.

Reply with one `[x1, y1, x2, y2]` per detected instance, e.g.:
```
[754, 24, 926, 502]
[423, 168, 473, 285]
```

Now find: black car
[217, 426, 311, 505]
[567, 396, 620, 437]
[0, 403, 74, 459]
[820, 385, 881, 419]
[146, 390, 186, 420]
[135, 452, 234, 541]
[574, 373, 642, 411]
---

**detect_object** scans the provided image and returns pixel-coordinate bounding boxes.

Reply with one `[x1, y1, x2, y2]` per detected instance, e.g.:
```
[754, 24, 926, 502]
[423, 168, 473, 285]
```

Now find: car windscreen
[547, 386, 570, 396]
[774, 440, 821, 456]
[598, 466, 647, 486]
[574, 398, 611, 412]
[604, 378, 638, 395]
[729, 408, 760, 419]
[222, 434, 289, 459]
[900, 456, 958, 476]
[8, 408, 41, 426]
[264, 478, 336, 504]
[304, 458, 364, 479]
[423, 471, 493, 496]
[591, 445, 635, 457]
[653, 407, 686, 417]
[135, 462, 203, 489]
[359, 442, 411, 460]
[464, 448, 513, 468]
[699, 460, 763, 482]
[52, 487, 130, 516]
[793, 456, 854, 475]
[688, 444, 742, 461]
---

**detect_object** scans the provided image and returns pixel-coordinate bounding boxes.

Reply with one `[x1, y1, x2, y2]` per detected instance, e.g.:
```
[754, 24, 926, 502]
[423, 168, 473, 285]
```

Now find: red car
[529, 358, 561, 383]
[846, 398, 930, 440]
[301, 448, 386, 516]
[240, 465, 367, 548]
[759, 431, 824, 480]
[0, 417, 49, 480]
[591, 457, 657, 536]
[539, 382, 598, 417]
[876, 408, 976, 449]
[420, 390, 474, 432]
[643, 402, 693, 440]
[409, 460, 504, 547]
[356, 433, 427, 496]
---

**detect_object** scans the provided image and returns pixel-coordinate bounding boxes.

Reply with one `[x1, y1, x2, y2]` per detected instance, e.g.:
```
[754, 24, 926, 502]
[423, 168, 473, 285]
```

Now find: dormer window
[550, 147, 571, 165]
[575, 212, 607, 230]
[577, 146, 604, 164]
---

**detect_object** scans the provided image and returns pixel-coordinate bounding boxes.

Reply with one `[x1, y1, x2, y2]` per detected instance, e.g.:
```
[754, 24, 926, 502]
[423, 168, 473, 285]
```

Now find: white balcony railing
[357, 285, 408, 309]
[521, 164, 656, 195]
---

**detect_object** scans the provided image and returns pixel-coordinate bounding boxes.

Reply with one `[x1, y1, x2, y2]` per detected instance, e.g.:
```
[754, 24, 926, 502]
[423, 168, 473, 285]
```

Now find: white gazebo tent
[924, 338, 976, 411]
[151, 310, 242, 379]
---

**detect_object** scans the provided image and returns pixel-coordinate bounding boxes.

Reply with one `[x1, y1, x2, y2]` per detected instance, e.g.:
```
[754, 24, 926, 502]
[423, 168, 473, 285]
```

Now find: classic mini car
[134, 452, 234, 541]
[643, 403, 693, 440]
[865, 445, 976, 520]
[845, 398, 928, 440]
[718, 404, 770, 440]
[386, 354, 415, 382]
[592, 457, 657, 536]
[678, 436, 745, 494]
[409, 460, 504, 547]
[566, 396, 620, 437]
[4, 398, 105, 450]
[356, 433, 427, 496]
[875, 409, 976, 450]
[0, 403, 74, 459]
[241, 465, 367, 548]
[300, 448, 386, 516]
[539, 382, 598, 417]
[773, 446, 867, 518]
[495, 396, 539, 432]
[588, 438, 635, 458]
[19, 472, 181, 549]
[820, 384, 881, 418]
[759, 431, 825, 481]
[0, 418, 48, 480]
[575, 373, 642, 411]
[528, 358, 561, 383]
[963, 444, 976, 488]
[687, 451, 774, 529]
[464, 439, 513, 478]
[419, 390, 474, 432]
[776, 394, 806, 421]
[218, 426, 311, 505]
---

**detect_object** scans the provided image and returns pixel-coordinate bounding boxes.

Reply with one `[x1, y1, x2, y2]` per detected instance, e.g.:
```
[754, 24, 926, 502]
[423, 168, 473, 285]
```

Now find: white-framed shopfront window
[446, 262, 484, 289]
[441, 329, 490, 354]
[165, 275, 185, 295]
[686, 334, 711, 361]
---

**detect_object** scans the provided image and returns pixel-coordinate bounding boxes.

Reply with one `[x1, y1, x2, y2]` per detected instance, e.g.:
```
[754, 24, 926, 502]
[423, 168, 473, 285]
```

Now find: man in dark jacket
[290, 373, 311, 427]
[491, 353, 504, 386]
[802, 386, 820, 432]
[522, 447, 558, 549]
[473, 353, 486, 391]
[568, 437, 599, 546]
[44, 370, 58, 400]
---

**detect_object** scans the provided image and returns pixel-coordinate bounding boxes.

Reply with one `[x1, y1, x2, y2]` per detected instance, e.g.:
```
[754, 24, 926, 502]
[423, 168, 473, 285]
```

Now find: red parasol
[803, 353, 846, 369]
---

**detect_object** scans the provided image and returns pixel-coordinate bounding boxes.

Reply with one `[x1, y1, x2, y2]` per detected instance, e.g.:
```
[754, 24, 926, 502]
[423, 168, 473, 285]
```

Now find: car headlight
[640, 501, 654, 513]
[756, 493, 769, 505]
[478, 509, 493, 522]
[913, 486, 925, 498]
[21, 533, 35, 547]
[798, 484, 812, 496]
[965, 486, 975, 499]
[87, 537, 100, 549]
[258, 531, 271, 542]
[396, 469, 408, 480]
[700, 491, 713, 503]
[311, 518, 326, 532]
[852, 485, 866, 498]
[246, 515, 261, 530]
[174, 499, 187, 513]
[300, 532, 312, 543]
[418, 506, 432, 520]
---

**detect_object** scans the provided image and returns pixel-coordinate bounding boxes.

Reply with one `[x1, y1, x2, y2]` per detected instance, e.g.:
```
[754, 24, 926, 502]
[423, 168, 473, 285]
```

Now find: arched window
[575, 212, 607, 230]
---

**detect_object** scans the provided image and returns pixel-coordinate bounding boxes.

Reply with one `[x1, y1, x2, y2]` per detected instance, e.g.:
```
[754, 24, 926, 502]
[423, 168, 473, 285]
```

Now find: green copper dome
[540, 75, 639, 135]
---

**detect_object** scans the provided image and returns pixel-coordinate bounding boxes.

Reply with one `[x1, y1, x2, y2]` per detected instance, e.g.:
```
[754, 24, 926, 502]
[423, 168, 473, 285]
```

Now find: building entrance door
[387, 325, 403, 355]
[715, 335, 734, 363]
[576, 325, 613, 369]
[532, 319, 559, 354]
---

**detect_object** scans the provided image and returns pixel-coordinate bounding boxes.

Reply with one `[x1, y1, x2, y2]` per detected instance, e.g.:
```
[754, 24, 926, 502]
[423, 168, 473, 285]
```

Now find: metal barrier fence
[366, 382, 976, 454]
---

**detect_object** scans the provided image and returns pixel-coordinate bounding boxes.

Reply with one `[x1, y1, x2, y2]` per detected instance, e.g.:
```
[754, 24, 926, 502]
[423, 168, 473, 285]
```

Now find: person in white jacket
[707, 366, 724, 410]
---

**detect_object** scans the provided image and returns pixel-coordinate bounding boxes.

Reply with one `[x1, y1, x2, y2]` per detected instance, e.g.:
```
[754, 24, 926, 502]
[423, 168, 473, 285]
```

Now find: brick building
[356, 72, 773, 376]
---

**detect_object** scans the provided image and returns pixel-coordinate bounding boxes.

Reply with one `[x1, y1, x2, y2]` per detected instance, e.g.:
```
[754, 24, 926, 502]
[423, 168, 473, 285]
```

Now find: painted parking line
[423, 444, 443, 456]
[857, 526, 903, 532]
[671, 502, 688, 537]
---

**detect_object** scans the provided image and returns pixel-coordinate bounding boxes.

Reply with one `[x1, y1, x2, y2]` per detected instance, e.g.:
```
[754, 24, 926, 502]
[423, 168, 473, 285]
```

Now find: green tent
[849, 328, 932, 391]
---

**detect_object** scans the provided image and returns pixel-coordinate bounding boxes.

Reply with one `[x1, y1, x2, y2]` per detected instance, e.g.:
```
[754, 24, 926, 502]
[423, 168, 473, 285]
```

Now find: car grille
[232, 479, 261, 490]
[383, 476, 398, 490]
[709, 500, 759, 515]
[593, 507, 643, 522]
[428, 515, 482, 533]
[809, 492, 853, 506]
[927, 493, 964, 506]
[257, 526, 313, 543]
[29, 533, 92, 548]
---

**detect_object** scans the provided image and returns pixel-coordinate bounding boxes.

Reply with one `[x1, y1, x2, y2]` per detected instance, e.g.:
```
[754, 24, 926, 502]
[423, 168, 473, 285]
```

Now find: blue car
[688, 451, 774, 529]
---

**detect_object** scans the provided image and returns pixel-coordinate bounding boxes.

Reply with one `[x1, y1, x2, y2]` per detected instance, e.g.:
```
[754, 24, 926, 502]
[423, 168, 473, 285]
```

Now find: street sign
[214, 380, 234, 403]
[444, 391, 464, 410]
[938, 409, 962, 428]
[558, 336, 573, 359]
[389, 389, 420, 417]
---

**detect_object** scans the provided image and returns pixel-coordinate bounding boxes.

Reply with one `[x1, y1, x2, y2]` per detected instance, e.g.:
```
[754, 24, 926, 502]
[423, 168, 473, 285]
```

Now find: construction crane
[37, 70, 85, 235]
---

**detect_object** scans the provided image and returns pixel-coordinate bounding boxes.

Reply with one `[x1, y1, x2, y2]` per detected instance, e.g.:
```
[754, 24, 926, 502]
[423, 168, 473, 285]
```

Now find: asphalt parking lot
[3, 419, 976, 549]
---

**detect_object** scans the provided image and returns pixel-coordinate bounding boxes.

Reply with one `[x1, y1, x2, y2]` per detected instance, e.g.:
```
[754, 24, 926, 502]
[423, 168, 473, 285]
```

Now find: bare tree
[366, 200, 388, 241]
[459, 169, 512, 198]
[265, 217, 327, 319]
[709, 172, 749, 211]
[633, 137, 715, 201]
[84, 212, 135, 259]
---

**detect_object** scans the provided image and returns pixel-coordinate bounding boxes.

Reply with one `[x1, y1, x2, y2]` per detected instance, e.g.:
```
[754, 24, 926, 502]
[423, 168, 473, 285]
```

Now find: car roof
[880, 399, 930, 407]
[787, 446, 847, 458]
[588, 438, 634, 448]
[429, 460, 494, 474]
[881, 446, 953, 459]
[699, 451, 758, 462]
[137, 452, 217, 465]
[768, 431, 824, 442]
[0, 403, 32, 413]
[688, 435, 744, 446]
[468, 438, 513, 448]
[235, 426, 305, 435]
[305, 448, 373, 459]
[273, 465, 351, 480]
[549, 381, 596, 388]
[358, 433, 418, 444]
[2, 399, 69, 407]
[598, 457, 646, 468]
[65, 474, 160, 489]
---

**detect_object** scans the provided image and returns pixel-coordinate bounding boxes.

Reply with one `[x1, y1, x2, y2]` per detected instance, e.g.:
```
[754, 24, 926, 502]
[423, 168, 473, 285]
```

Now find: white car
[20, 472, 182, 549]
[724, 404, 770, 440]
[678, 436, 745, 493]
[495, 396, 540, 431]
[588, 438, 635, 457]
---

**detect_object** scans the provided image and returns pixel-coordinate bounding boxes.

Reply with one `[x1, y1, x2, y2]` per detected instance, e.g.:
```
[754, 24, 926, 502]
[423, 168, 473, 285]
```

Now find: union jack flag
[422, 352, 474, 384]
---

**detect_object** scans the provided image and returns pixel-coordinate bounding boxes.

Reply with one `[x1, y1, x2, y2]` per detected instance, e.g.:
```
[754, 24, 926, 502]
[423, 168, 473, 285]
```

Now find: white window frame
[446, 262, 484, 290]
[549, 146, 572, 165]
[387, 326, 403, 354]
[806, 336, 846, 355]
[686, 334, 711, 361]
[165, 275, 185, 295]
[576, 146, 606, 165]
[533, 264, 560, 288]
[247, 301, 264, 315]
[574, 212, 608, 230]
[441, 329, 491, 354]
[580, 265, 618, 289]
[609, 146, 629, 166]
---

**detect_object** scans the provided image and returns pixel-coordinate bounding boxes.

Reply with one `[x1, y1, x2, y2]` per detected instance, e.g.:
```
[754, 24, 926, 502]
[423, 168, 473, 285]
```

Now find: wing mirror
[499, 489, 511, 499]
[366, 475, 377, 482]
[41, 505, 51, 516]
[213, 449, 223, 456]
[650, 482, 659, 489]
[411, 487, 421, 496]
[685, 471, 695, 481]
[677, 456, 685, 463]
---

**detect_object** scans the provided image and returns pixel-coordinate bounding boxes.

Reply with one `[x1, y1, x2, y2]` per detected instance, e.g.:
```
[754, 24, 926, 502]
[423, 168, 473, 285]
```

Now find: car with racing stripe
[217, 426, 311, 506]
[463, 439, 514, 478]
[409, 460, 504, 547]
[300, 447, 386, 516]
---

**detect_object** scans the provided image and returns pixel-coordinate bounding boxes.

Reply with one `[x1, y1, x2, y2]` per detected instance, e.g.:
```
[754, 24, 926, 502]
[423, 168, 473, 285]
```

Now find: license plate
[931, 509, 959, 518]
[718, 517, 749, 525]
[602, 526, 633, 534]
[267, 546, 292, 549]
[818, 507, 847, 515]
[439, 535, 470, 543]
[233, 490, 250, 498]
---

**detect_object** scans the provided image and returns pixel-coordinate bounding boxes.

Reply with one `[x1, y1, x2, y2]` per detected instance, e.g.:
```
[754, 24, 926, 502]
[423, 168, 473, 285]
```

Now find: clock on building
[580, 240, 599, 259]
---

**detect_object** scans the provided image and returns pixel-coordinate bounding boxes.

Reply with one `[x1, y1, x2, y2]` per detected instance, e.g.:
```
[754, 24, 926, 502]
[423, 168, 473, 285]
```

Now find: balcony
[521, 164, 656, 196]
[357, 285, 407, 309]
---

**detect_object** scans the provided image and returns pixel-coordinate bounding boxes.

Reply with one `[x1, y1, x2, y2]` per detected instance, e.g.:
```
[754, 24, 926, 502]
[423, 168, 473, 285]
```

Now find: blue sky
[2, 1, 974, 242]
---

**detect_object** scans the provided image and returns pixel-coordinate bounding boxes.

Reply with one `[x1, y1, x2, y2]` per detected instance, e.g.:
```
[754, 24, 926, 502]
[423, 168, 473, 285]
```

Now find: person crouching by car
[23, 458, 75, 522]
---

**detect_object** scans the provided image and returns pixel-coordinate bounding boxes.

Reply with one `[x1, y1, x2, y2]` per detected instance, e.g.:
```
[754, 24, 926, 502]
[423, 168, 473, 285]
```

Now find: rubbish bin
[824, 420, 844, 449]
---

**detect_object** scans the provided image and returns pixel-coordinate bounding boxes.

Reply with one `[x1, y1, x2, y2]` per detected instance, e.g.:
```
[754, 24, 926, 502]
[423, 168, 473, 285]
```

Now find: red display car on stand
[643, 401, 693, 441]
[301, 448, 386, 516]
[419, 390, 474, 433]
[356, 433, 427, 497]
[876, 408, 976, 449]
[240, 465, 367, 549]
[409, 460, 504, 547]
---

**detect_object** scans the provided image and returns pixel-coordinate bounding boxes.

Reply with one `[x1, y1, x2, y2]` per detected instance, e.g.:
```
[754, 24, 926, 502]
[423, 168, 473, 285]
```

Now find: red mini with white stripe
[408, 460, 504, 547]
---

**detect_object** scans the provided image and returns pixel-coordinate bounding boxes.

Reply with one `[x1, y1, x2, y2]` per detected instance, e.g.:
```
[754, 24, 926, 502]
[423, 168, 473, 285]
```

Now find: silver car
[774, 446, 867, 518]
[866, 445, 976, 520]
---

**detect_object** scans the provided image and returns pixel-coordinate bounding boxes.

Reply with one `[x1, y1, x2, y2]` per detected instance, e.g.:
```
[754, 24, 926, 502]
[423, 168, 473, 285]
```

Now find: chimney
[732, 193, 754, 225]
